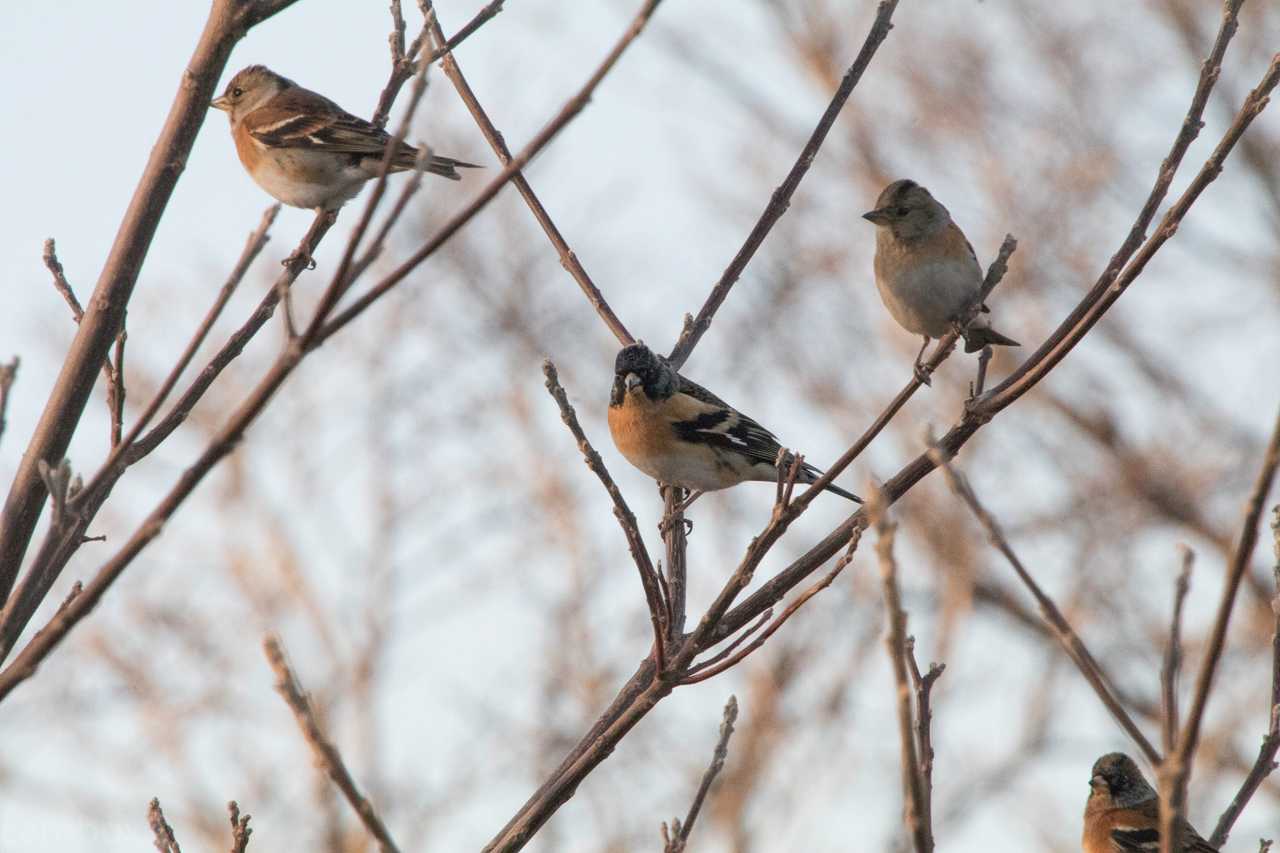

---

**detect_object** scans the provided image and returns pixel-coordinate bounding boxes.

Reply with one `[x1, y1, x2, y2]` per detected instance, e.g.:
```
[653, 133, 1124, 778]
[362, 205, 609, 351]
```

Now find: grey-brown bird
[1082, 753, 1219, 853]
[607, 343, 860, 503]
[863, 179, 1019, 384]
[211, 65, 479, 211]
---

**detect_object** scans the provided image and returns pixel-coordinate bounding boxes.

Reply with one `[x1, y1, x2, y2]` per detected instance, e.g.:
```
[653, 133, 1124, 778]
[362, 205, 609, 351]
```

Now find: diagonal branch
[426, 5, 634, 345]
[666, 0, 900, 369]
[1170, 404, 1280, 845]
[264, 636, 402, 853]
[542, 360, 667, 669]
[930, 445, 1160, 764]
[661, 695, 737, 853]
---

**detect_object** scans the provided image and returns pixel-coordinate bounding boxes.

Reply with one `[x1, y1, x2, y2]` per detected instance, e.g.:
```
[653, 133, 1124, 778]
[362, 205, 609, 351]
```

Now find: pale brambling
[1083, 753, 1219, 853]
[862, 179, 1019, 384]
[210, 65, 479, 211]
[607, 343, 860, 503]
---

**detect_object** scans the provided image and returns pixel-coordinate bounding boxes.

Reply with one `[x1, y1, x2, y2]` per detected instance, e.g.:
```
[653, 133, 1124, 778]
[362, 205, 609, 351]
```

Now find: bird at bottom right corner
[862, 178, 1019, 386]
[1083, 752, 1220, 853]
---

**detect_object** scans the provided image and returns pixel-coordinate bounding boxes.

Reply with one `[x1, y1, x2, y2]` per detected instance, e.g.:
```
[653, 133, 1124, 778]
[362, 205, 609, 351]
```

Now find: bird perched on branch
[863, 179, 1019, 385]
[607, 343, 860, 505]
[210, 65, 479, 212]
[1083, 752, 1219, 853]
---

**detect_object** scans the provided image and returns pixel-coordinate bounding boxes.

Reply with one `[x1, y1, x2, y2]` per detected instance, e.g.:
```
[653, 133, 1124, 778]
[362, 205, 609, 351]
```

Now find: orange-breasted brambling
[863, 179, 1019, 384]
[1083, 753, 1219, 853]
[210, 65, 479, 211]
[607, 343, 860, 503]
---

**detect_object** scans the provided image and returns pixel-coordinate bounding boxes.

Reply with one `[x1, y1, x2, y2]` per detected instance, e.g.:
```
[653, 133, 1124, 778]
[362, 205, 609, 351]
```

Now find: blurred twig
[661, 695, 737, 853]
[148, 798, 183, 853]
[264, 635, 402, 853]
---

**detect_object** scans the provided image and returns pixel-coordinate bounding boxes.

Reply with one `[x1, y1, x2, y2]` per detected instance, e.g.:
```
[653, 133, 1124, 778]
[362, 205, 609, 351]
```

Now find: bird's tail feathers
[962, 323, 1020, 353]
[798, 462, 862, 503]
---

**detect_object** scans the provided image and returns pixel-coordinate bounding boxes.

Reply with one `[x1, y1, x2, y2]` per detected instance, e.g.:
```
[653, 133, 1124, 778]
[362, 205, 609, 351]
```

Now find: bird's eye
[895, 206, 910, 216]
[231, 87, 243, 98]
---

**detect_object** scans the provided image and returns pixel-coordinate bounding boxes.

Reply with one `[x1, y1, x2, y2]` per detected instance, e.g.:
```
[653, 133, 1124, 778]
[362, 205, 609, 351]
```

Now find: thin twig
[428, 4, 634, 345]
[906, 637, 944, 843]
[662, 696, 738, 853]
[42, 238, 85, 322]
[542, 360, 666, 670]
[930, 446, 1161, 764]
[1208, 504, 1280, 848]
[978, 1, 1264, 413]
[228, 801, 253, 853]
[1162, 547, 1195, 754]
[148, 798, 182, 853]
[667, 0, 899, 369]
[1169, 405, 1280, 837]
[263, 636, 402, 853]
[874, 508, 931, 853]
[0, 357, 18, 445]
[680, 530, 862, 685]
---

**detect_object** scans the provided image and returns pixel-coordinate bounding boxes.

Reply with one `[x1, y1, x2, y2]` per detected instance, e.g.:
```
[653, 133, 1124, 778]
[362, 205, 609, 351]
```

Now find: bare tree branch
[662, 695, 738, 853]
[0, 0, 305, 598]
[542, 359, 667, 669]
[874, 508, 932, 853]
[930, 446, 1161, 765]
[148, 798, 182, 853]
[227, 801, 252, 853]
[0, 358, 17, 446]
[263, 635, 402, 853]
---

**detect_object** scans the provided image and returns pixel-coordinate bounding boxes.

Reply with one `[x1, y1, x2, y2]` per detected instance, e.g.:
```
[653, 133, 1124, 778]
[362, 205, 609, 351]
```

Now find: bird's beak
[1088, 774, 1106, 791]
[210, 95, 231, 112]
[862, 208, 889, 225]
[624, 373, 642, 393]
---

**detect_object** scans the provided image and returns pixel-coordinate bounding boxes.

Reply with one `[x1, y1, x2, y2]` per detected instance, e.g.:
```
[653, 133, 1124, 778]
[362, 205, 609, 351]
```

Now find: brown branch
[1209, 505, 1280, 848]
[0, 210, 314, 666]
[370, 0, 506, 128]
[486, 32, 1278, 851]
[228, 801, 253, 853]
[263, 636, 402, 853]
[977, 3, 1266, 415]
[0, 357, 17, 445]
[874, 509, 931, 853]
[319, 0, 666, 346]
[666, 0, 899, 369]
[930, 446, 1161, 764]
[662, 695, 738, 853]
[0, 0, 304, 603]
[148, 798, 182, 853]
[541, 360, 666, 669]
[427, 5, 634, 346]
[906, 636, 944, 842]
[43, 238, 85, 322]
[1162, 547, 1195, 754]
[679, 530, 862, 685]
[0, 0, 649, 692]
[1172, 406, 1280, 847]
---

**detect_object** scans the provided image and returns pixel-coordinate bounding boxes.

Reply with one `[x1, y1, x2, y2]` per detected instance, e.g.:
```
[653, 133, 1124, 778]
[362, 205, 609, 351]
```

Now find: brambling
[607, 343, 860, 503]
[210, 65, 479, 211]
[862, 179, 1019, 384]
[1083, 752, 1219, 853]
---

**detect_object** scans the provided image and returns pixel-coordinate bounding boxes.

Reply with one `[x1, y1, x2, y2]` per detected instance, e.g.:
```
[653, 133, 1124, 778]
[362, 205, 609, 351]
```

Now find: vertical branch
[147, 798, 183, 853]
[906, 638, 944, 842]
[0, 358, 17, 445]
[1210, 505, 1280, 848]
[875, 511, 932, 853]
[662, 486, 689, 642]
[1162, 547, 1194, 754]
[1169, 404, 1280, 837]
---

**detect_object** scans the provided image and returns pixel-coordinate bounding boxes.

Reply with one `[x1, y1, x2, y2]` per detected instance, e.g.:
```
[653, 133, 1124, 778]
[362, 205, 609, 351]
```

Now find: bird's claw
[913, 361, 933, 387]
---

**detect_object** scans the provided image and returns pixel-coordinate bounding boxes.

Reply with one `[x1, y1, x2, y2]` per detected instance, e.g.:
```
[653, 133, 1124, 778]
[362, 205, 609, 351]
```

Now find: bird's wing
[1109, 822, 1218, 853]
[667, 378, 783, 469]
[244, 89, 402, 157]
